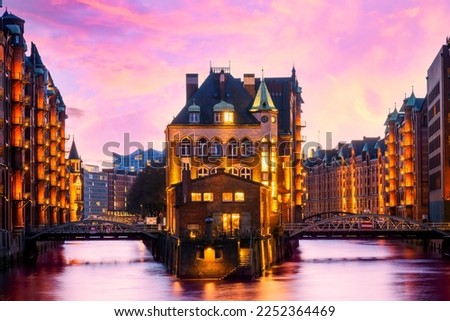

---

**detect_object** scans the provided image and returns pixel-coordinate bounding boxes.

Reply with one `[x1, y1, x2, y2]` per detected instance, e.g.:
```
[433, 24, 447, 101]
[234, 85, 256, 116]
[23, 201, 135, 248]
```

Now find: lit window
[224, 112, 234, 123]
[223, 213, 240, 233]
[222, 192, 233, 202]
[240, 167, 252, 180]
[234, 192, 245, 202]
[229, 167, 239, 176]
[191, 193, 202, 201]
[203, 193, 214, 202]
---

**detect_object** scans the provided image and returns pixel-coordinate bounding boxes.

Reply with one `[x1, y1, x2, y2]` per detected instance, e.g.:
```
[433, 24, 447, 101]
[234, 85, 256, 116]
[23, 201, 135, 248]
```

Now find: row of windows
[189, 111, 234, 124]
[178, 137, 255, 157]
[191, 192, 245, 202]
[197, 167, 252, 180]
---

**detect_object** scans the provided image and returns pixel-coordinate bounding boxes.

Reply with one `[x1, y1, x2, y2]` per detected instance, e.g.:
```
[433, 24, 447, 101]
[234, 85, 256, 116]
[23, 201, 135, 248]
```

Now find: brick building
[304, 136, 386, 216]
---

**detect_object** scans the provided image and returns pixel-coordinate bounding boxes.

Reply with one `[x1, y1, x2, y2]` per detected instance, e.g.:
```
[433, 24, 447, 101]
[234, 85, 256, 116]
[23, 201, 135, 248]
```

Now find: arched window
[198, 167, 209, 177]
[210, 139, 222, 157]
[196, 138, 208, 157]
[240, 167, 252, 180]
[229, 167, 239, 176]
[241, 138, 253, 157]
[210, 167, 219, 174]
[227, 138, 239, 157]
[180, 138, 191, 156]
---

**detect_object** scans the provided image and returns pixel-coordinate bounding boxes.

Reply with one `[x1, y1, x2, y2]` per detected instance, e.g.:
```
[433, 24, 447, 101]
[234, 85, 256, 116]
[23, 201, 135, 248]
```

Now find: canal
[0, 239, 449, 300]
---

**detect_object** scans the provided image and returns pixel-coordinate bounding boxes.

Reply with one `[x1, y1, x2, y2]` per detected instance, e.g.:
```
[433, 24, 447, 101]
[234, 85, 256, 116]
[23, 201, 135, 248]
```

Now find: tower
[68, 138, 83, 221]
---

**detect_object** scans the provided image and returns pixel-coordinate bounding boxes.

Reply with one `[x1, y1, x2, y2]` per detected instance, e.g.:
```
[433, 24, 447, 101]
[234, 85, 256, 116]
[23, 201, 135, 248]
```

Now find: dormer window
[188, 102, 201, 123]
[213, 100, 234, 124]
[189, 112, 200, 123]
[214, 112, 223, 123]
[224, 112, 234, 123]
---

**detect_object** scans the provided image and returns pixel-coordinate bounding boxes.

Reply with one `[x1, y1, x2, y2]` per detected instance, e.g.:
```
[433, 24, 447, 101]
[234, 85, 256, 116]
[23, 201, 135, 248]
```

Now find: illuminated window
[223, 213, 240, 233]
[240, 167, 252, 180]
[203, 192, 214, 202]
[222, 192, 233, 202]
[224, 112, 234, 123]
[191, 193, 202, 201]
[229, 167, 239, 176]
[234, 192, 245, 202]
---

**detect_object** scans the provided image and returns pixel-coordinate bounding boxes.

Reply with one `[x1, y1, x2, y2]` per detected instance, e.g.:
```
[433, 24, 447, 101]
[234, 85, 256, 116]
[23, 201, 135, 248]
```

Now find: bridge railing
[427, 223, 450, 231]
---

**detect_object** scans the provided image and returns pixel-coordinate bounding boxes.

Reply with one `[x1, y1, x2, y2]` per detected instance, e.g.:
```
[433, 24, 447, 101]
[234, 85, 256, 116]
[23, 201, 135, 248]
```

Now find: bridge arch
[27, 219, 159, 241]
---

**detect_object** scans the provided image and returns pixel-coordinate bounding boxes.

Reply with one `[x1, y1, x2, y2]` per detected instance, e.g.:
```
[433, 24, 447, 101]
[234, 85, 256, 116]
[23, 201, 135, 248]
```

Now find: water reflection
[0, 239, 449, 301]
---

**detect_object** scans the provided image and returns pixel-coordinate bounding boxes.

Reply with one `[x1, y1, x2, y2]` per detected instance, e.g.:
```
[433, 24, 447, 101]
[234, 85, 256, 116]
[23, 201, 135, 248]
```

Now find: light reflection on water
[0, 239, 449, 301]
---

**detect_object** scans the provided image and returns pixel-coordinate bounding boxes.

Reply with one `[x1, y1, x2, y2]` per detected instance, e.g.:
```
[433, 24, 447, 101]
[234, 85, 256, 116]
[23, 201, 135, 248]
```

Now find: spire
[68, 138, 81, 160]
[249, 78, 277, 112]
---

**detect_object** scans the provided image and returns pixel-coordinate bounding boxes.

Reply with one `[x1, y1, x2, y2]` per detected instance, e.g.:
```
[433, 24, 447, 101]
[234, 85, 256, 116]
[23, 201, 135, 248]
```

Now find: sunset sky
[9, 0, 450, 166]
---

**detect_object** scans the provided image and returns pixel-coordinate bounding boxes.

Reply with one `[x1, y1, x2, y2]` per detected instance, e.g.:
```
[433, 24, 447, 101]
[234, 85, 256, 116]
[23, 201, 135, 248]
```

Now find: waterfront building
[102, 168, 136, 214]
[304, 137, 386, 216]
[83, 164, 108, 219]
[384, 92, 428, 221]
[0, 9, 80, 266]
[426, 38, 450, 222]
[0, 10, 76, 233]
[167, 168, 273, 278]
[165, 66, 305, 226]
[163, 65, 304, 278]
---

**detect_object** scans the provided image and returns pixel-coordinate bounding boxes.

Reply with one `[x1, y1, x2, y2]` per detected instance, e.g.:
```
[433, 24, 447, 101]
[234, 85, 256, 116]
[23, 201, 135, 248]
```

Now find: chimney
[181, 167, 191, 203]
[186, 74, 198, 102]
[219, 70, 226, 100]
[243, 73, 255, 98]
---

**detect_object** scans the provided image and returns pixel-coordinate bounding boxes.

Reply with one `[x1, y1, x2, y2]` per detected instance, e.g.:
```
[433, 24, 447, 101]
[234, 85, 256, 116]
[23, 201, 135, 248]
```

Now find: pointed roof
[30, 42, 45, 69]
[250, 79, 277, 112]
[2, 9, 25, 24]
[68, 139, 81, 160]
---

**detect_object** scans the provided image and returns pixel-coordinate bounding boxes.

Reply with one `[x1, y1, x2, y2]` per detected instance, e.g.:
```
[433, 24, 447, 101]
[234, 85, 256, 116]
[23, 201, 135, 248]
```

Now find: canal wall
[1, 230, 63, 270]
[401, 237, 450, 258]
[147, 231, 297, 279]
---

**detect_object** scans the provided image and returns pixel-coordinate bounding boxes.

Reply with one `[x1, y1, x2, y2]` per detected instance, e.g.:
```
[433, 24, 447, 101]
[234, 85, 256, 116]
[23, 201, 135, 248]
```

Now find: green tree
[127, 166, 166, 217]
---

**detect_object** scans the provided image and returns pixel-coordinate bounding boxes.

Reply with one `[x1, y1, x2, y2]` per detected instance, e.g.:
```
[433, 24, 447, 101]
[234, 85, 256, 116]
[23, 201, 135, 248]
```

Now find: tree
[127, 166, 166, 217]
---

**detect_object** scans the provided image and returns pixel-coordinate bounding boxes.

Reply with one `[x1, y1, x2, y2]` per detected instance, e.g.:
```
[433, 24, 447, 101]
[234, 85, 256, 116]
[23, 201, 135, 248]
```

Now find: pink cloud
[10, 0, 450, 165]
